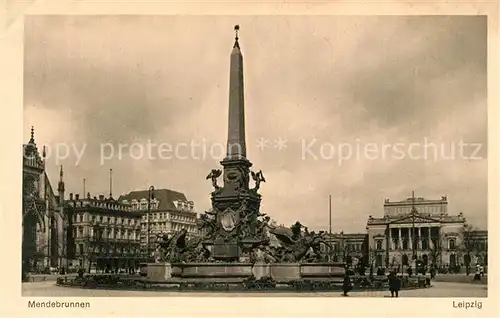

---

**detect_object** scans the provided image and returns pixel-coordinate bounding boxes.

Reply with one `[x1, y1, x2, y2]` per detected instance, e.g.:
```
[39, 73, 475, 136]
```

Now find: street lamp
[411, 192, 418, 261]
[146, 186, 155, 261]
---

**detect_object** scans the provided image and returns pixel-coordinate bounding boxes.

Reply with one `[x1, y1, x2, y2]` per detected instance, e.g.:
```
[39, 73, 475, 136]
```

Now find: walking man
[342, 274, 353, 296]
[388, 271, 401, 298]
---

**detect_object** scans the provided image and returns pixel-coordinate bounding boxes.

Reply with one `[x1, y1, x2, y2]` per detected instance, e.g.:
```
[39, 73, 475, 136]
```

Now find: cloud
[24, 15, 487, 232]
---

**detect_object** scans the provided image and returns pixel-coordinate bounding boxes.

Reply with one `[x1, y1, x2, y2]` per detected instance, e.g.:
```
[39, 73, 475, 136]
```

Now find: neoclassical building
[118, 189, 198, 259]
[366, 193, 482, 269]
[22, 128, 66, 273]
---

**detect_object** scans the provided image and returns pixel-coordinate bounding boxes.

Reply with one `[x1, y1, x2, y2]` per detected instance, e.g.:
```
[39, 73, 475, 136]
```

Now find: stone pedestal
[147, 262, 172, 281]
[252, 263, 270, 279]
[270, 263, 301, 282]
[213, 238, 240, 261]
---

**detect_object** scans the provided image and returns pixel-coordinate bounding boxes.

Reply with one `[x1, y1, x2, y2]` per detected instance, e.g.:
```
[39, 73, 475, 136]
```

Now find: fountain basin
[147, 262, 172, 281]
[300, 262, 345, 278]
[269, 263, 301, 282]
[171, 263, 253, 279]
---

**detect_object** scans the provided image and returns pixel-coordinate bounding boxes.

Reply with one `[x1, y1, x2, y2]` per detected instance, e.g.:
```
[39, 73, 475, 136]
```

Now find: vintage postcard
[0, 1, 498, 317]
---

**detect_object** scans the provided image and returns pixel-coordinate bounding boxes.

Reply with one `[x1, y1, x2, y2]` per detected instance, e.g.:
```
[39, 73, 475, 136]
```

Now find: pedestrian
[342, 274, 353, 296]
[407, 266, 413, 278]
[479, 265, 484, 277]
[473, 265, 481, 281]
[430, 267, 436, 280]
[388, 271, 401, 298]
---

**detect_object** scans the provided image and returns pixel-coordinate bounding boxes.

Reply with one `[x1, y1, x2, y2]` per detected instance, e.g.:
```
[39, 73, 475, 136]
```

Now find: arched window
[131, 199, 138, 210]
[402, 254, 409, 266]
[375, 240, 383, 250]
[449, 238, 456, 250]
[140, 199, 148, 210]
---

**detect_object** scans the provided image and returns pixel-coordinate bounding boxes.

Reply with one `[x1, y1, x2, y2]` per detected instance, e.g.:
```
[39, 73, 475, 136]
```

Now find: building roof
[118, 188, 188, 211]
[384, 196, 448, 206]
[65, 197, 143, 217]
[324, 232, 367, 240]
[367, 212, 466, 226]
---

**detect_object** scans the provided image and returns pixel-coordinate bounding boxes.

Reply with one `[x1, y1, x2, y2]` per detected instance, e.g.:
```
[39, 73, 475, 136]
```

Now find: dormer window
[151, 198, 159, 210]
[131, 199, 138, 210]
[140, 198, 148, 210]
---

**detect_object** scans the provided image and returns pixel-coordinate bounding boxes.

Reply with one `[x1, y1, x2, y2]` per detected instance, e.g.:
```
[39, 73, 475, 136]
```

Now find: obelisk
[209, 25, 264, 261]
[226, 24, 247, 160]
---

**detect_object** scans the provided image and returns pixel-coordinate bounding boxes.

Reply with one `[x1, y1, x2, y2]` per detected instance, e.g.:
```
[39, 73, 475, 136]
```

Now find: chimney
[75, 194, 80, 200]
[69, 193, 74, 200]
[99, 195, 105, 201]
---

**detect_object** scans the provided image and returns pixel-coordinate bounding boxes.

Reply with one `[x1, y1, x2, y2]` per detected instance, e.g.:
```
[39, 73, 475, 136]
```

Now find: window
[78, 227, 84, 238]
[421, 239, 428, 250]
[140, 199, 148, 210]
[131, 199, 138, 210]
[449, 238, 456, 250]
[376, 240, 383, 250]
[402, 240, 408, 250]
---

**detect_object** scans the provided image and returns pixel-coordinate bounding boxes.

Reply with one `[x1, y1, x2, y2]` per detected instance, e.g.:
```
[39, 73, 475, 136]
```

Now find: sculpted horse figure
[269, 227, 327, 262]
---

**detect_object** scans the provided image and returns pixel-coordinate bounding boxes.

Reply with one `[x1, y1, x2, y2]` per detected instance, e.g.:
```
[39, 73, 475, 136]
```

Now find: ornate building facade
[118, 189, 198, 259]
[22, 128, 66, 273]
[66, 193, 143, 271]
[366, 193, 486, 270]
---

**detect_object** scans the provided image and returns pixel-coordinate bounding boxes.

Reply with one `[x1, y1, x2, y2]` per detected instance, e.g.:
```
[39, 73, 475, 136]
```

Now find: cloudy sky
[24, 15, 487, 232]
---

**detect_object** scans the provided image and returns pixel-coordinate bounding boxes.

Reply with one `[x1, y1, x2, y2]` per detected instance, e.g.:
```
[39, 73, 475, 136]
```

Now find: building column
[418, 227, 422, 249]
[398, 228, 402, 249]
[409, 228, 412, 250]
[388, 227, 392, 250]
[428, 227, 431, 250]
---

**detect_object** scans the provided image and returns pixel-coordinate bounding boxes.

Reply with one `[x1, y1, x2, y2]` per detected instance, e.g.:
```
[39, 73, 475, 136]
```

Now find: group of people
[342, 270, 403, 297]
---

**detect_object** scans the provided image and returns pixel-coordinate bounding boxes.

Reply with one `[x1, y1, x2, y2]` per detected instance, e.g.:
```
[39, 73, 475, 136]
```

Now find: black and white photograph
[14, 10, 491, 307]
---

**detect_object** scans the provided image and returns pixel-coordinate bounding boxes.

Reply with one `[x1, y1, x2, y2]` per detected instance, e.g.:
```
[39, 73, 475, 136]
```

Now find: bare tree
[429, 232, 444, 269]
[461, 224, 477, 276]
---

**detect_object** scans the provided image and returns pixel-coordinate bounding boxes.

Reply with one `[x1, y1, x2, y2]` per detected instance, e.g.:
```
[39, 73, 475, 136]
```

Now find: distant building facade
[66, 193, 143, 271]
[118, 189, 198, 259]
[366, 195, 487, 269]
[22, 128, 66, 273]
[323, 232, 368, 264]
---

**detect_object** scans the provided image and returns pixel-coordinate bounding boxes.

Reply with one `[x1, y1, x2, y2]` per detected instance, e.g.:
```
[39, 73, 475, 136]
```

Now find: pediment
[390, 213, 440, 224]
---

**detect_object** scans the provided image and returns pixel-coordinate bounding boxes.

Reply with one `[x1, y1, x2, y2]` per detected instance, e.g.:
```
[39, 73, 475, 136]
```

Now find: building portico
[366, 193, 468, 270]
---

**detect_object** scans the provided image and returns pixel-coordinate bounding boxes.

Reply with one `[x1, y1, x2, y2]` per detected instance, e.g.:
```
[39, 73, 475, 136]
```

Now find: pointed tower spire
[29, 126, 35, 144]
[226, 24, 247, 159]
[58, 165, 65, 194]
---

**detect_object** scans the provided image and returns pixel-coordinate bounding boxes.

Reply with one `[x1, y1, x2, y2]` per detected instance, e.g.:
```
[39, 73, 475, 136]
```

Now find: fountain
[145, 26, 346, 288]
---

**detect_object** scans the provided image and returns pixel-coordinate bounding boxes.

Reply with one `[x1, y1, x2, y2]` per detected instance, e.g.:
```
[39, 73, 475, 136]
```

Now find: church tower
[58, 165, 65, 206]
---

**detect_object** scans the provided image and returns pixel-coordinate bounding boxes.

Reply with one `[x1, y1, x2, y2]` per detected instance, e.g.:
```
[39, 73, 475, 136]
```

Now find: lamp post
[146, 186, 155, 261]
[411, 191, 418, 261]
